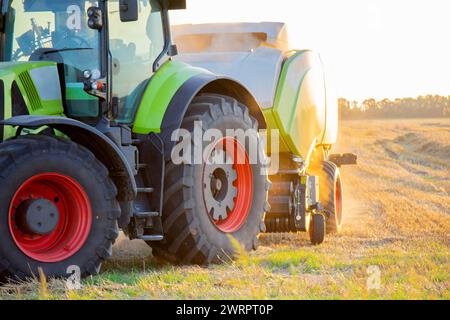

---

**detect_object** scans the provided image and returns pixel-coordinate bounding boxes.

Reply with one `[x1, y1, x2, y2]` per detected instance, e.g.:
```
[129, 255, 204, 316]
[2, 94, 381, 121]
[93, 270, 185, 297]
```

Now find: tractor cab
[2, 0, 103, 121]
[0, 0, 174, 122]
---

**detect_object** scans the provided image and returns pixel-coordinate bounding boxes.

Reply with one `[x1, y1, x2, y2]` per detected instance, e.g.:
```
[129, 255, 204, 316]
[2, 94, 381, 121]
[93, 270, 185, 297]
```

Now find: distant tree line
[339, 95, 450, 120]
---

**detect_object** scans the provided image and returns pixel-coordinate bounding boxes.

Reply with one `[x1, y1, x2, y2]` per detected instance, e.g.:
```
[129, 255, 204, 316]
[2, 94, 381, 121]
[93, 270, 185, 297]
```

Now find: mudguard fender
[160, 74, 265, 160]
[0, 115, 137, 201]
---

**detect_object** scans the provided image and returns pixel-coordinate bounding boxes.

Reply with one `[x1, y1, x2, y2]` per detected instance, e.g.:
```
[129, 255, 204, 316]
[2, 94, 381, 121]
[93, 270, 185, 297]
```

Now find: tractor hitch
[329, 153, 358, 167]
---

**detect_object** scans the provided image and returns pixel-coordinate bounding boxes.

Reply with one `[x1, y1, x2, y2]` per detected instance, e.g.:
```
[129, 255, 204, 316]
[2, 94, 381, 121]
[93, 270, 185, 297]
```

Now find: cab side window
[108, 0, 165, 122]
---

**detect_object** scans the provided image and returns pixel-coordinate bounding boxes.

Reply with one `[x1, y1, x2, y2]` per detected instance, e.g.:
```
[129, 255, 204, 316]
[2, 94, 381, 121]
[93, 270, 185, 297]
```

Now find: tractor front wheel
[0, 135, 120, 279]
[149, 94, 270, 264]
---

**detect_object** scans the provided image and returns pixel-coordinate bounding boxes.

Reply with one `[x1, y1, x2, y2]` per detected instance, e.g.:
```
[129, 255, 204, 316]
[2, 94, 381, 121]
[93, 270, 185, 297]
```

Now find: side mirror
[119, 0, 138, 22]
[87, 7, 103, 30]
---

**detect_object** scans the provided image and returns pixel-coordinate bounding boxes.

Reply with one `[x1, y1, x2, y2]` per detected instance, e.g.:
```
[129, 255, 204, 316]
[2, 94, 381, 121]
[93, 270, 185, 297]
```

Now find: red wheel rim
[335, 178, 342, 224]
[8, 173, 92, 263]
[203, 137, 253, 233]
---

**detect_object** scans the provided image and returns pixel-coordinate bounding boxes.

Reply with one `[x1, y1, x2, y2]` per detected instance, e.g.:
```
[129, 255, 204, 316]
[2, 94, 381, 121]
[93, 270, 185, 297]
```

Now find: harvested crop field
[1, 118, 449, 300]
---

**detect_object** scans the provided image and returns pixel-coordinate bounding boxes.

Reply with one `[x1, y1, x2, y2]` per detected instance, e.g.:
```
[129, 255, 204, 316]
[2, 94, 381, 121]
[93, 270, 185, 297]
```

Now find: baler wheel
[318, 161, 343, 234]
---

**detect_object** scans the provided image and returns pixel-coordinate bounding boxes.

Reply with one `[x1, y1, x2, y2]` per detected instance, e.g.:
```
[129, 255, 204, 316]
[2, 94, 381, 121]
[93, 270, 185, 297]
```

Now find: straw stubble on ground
[1, 118, 448, 300]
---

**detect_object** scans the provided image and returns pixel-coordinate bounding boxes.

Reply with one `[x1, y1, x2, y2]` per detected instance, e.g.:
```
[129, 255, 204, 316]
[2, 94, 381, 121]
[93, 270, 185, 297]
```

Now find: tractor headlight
[83, 70, 92, 79]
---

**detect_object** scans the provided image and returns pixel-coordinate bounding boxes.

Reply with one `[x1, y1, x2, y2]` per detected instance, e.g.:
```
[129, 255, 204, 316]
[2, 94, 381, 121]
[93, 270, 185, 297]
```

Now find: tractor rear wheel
[0, 135, 120, 279]
[149, 94, 270, 264]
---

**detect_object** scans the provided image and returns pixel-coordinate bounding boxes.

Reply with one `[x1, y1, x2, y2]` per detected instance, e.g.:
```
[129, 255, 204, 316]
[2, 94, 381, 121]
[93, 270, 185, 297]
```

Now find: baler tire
[149, 94, 270, 265]
[318, 161, 343, 234]
[0, 135, 120, 279]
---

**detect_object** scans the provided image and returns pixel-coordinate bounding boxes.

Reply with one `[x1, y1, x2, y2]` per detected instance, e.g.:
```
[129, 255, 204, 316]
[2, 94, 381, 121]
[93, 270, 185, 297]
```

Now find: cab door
[107, 0, 165, 123]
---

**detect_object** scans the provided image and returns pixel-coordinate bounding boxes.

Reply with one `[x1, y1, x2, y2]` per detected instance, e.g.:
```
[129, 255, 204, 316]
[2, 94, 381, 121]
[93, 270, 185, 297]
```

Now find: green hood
[0, 60, 64, 119]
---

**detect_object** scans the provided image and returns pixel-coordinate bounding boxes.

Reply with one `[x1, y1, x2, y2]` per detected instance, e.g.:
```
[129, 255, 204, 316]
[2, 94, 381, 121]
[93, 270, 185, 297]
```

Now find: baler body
[173, 22, 338, 158]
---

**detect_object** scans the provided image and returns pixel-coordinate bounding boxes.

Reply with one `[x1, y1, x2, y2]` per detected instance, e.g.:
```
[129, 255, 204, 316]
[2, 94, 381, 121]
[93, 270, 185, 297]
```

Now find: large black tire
[0, 135, 120, 279]
[149, 94, 270, 264]
[317, 161, 343, 234]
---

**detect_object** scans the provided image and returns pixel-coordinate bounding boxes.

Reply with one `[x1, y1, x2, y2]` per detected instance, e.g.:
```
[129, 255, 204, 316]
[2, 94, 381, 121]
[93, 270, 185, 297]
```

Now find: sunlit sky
[170, 0, 450, 101]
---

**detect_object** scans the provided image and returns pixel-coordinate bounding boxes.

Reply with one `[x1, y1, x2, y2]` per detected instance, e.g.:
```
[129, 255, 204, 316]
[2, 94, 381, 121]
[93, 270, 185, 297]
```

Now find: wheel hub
[204, 152, 238, 221]
[8, 173, 92, 263]
[15, 198, 60, 235]
[202, 137, 253, 233]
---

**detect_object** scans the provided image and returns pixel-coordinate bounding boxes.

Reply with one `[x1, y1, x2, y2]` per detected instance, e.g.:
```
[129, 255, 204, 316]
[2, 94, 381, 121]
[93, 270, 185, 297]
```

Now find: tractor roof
[172, 22, 289, 51]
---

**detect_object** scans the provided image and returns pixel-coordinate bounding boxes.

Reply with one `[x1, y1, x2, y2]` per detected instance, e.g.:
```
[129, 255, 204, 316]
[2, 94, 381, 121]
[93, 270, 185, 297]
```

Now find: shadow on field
[103, 233, 164, 273]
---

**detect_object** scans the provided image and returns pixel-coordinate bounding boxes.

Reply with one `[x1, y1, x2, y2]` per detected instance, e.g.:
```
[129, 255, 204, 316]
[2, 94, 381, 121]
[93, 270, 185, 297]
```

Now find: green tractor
[0, 0, 355, 279]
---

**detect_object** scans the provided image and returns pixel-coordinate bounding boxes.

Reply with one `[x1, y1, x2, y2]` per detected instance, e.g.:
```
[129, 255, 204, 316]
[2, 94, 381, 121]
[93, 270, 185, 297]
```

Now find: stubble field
[1, 118, 449, 300]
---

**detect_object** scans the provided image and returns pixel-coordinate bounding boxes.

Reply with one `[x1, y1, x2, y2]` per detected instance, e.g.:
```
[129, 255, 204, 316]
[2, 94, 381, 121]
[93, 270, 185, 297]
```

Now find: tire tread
[149, 94, 269, 264]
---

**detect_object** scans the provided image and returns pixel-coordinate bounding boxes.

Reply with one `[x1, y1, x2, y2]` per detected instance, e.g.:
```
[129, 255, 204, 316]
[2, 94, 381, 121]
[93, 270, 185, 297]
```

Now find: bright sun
[170, 0, 450, 102]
